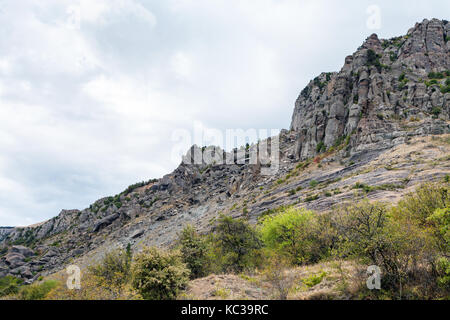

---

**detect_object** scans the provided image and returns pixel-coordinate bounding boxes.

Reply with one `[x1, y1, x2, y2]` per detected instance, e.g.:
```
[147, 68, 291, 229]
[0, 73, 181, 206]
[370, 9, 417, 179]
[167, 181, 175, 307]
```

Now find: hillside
[0, 18, 449, 287]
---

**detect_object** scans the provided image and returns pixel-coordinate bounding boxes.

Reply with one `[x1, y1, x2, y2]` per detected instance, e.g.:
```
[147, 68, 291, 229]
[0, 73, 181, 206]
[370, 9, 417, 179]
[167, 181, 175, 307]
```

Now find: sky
[0, 0, 448, 226]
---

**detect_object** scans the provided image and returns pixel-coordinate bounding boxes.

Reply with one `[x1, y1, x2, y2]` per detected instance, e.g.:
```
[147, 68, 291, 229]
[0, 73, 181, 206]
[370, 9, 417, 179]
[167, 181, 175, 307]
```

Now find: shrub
[333, 200, 436, 295]
[395, 182, 449, 226]
[309, 180, 318, 188]
[303, 271, 327, 288]
[0, 276, 23, 297]
[431, 107, 442, 117]
[428, 72, 445, 79]
[209, 215, 262, 273]
[316, 141, 326, 153]
[179, 225, 209, 279]
[367, 49, 382, 70]
[88, 248, 132, 296]
[263, 253, 297, 300]
[259, 207, 326, 265]
[131, 247, 189, 300]
[435, 257, 450, 290]
[427, 207, 450, 251]
[19, 280, 59, 300]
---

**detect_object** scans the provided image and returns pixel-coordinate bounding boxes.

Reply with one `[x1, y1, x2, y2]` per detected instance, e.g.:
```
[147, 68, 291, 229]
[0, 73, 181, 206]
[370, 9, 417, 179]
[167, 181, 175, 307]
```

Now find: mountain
[0, 18, 449, 283]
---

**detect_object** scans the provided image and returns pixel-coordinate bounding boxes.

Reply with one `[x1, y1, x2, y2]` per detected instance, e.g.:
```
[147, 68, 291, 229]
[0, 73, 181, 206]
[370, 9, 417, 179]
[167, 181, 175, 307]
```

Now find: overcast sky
[0, 0, 448, 226]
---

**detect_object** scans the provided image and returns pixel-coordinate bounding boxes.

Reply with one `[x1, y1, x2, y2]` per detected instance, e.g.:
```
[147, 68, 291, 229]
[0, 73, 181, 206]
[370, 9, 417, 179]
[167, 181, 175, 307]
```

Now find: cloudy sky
[0, 0, 448, 226]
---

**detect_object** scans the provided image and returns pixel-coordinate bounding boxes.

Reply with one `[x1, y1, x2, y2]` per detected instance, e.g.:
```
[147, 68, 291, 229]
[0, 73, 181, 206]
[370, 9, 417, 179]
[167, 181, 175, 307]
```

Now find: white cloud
[0, 0, 449, 226]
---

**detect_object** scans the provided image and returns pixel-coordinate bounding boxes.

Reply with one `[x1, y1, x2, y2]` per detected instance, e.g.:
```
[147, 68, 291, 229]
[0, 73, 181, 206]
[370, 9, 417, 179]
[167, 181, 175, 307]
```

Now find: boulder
[93, 213, 120, 232]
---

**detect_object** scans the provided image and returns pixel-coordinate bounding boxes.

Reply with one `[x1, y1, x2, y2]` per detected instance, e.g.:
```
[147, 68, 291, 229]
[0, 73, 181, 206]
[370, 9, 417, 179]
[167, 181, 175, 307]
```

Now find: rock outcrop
[290, 18, 449, 160]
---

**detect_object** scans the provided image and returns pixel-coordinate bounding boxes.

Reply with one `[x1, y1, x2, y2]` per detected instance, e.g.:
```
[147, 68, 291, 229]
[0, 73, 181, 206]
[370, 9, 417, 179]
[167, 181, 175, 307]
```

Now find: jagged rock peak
[290, 18, 449, 160]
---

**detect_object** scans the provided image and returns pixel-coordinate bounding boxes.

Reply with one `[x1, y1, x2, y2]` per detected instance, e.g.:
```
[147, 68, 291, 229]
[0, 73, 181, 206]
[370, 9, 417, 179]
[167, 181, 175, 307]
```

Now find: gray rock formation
[291, 18, 449, 160]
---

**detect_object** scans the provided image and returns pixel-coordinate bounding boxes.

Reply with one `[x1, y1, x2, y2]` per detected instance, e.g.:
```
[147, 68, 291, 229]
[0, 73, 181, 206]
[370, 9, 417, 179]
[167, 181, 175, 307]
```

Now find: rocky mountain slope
[1, 18, 449, 283]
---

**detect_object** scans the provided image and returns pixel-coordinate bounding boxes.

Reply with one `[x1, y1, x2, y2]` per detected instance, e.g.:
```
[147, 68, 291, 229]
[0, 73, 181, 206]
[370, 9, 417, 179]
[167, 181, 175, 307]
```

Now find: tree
[259, 207, 325, 265]
[131, 247, 189, 300]
[179, 225, 209, 279]
[88, 248, 132, 297]
[212, 215, 262, 273]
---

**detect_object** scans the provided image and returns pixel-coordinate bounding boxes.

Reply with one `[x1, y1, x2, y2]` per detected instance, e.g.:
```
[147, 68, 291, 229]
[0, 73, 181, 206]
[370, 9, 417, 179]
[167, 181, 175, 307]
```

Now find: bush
[131, 247, 189, 300]
[179, 225, 209, 279]
[435, 257, 450, 290]
[333, 199, 438, 295]
[309, 180, 318, 188]
[259, 207, 327, 265]
[395, 182, 449, 226]
[209, 215, 262, 273]
[427, 207, 450, 251]
[0, 276, 23, 297]
[19, 280, 59, 300]
[262, 252, 297, 300]
[428, 72, 445, 79]
[88, 248, 132, 296]
[316, 141, 326, 153]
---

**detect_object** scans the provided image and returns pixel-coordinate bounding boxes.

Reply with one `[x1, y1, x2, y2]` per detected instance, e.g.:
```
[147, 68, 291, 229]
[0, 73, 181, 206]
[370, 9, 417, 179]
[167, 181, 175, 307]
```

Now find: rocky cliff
[0, 228, 13, 242]
[291, 18, 449, 159]
[1, 19, 449, 283]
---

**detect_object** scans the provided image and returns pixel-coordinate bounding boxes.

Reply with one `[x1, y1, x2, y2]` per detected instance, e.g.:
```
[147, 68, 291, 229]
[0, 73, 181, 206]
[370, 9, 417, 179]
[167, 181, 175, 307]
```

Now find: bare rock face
[290, 19, 450, 160]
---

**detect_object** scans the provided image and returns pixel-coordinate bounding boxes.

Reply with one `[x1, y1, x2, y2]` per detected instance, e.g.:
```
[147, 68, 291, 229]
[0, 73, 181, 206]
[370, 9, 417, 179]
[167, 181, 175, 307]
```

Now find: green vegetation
[398, 72, 409, 90]
[431, 106, 442, 117]
[179, 225, 209, 279]
[259, 208, 330, 265]
[0, 276, 23, 297]
[367, 49, 382, 71]
[18, 280, 58, 300]
[352, 182, 406, 194]
[428, 72, 445, 79]
[208, 215, 262, 273]
[3, 181, 449, 300]
[309, 180, 318, 188]
[316, 141, 326, 153]
[131, 247, 189, 300]
[303, 271, 327, 288]
[88, 248, 132, 296]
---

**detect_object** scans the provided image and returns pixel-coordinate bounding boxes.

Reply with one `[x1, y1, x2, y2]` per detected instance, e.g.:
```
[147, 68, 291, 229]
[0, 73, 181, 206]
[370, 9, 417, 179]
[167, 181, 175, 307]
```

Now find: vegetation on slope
[1, 180, 449, 300]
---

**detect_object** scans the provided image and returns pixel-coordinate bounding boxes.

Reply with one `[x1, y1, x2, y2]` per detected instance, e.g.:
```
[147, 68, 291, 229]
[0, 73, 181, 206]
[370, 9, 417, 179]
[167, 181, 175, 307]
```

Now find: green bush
[427, 207, 450, 251]
[209, 215, 262, 273]
[395, 182, 449, 226]
[428, 72, 445, 79]
[131, 247, 189, 300]
[0, 276, 23, 297]
[89, 248, 132, 295]
[19, 280, 59, 300]
[435, 257, 450, 290]
[309, 180, 318, 188]
[259, 207, 327, 265]
[431, 107, 442, 117]
[179, 225, 209, 279]
[316, 141, 326, 153]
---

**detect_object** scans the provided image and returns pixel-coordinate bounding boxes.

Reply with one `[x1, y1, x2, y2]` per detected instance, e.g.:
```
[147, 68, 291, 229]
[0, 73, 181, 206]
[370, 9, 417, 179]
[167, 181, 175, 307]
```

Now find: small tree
[179, 225, 209, 279]
[259, 207, 325, 265]
[131, 247, 189, 300]
[89, 248, 132, 297]
[263, 252, 297, 300]
[211, 215, 262, 273]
